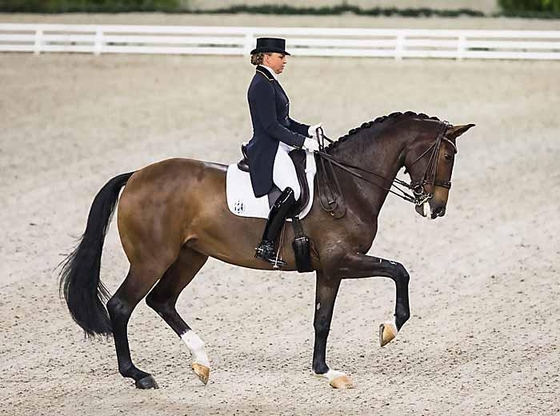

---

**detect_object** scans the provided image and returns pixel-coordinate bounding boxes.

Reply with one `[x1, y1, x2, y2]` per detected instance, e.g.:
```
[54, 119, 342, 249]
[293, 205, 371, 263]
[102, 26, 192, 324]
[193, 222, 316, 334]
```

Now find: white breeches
[273, 143, 301, 200]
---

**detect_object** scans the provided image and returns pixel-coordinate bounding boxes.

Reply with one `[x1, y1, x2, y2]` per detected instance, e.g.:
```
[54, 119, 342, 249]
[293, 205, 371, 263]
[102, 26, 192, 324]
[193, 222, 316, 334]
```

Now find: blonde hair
[250, 52, 271, 66]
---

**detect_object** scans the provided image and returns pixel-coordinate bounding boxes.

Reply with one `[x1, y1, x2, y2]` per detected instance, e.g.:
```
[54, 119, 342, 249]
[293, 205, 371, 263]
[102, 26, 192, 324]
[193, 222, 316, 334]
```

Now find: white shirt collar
[261, 65, 278, 80]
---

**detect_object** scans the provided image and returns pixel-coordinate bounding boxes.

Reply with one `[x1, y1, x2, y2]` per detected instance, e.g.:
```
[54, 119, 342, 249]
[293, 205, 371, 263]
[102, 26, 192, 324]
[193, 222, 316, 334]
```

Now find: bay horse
[59, 111, 474, 390]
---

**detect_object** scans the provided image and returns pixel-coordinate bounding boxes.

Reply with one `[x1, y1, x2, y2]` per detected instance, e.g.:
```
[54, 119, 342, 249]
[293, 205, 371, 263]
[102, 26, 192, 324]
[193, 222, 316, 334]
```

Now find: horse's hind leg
[145, 247, 210, 385]
[107, 263, 170, 389]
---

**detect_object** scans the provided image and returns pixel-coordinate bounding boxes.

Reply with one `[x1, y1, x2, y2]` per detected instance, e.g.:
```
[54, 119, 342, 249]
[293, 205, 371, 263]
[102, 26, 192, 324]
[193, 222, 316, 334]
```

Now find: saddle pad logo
[233, 200, 245, 214]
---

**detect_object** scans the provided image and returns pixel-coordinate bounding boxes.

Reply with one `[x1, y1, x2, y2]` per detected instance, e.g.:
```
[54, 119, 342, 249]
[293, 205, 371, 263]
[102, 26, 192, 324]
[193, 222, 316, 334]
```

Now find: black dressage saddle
[238, 144, 311, 215]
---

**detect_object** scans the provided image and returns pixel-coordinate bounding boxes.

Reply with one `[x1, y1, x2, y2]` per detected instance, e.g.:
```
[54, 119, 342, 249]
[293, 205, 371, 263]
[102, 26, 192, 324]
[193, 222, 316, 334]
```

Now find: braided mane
[326, 111, 442, 152]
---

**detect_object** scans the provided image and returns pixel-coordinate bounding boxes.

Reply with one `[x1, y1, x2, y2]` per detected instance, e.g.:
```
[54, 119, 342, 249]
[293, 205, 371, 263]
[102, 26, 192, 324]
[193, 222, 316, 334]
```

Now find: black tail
[59, 172, 134, 337]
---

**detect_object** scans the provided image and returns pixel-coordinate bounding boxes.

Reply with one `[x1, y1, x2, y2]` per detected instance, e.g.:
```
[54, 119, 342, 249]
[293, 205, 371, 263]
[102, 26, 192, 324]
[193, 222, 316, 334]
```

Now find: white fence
[1, 23, 560, 60]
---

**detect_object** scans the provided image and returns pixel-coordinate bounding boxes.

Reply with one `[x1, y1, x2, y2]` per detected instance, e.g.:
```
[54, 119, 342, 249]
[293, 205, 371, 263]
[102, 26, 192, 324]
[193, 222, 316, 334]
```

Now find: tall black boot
[255, 187, 296, 267]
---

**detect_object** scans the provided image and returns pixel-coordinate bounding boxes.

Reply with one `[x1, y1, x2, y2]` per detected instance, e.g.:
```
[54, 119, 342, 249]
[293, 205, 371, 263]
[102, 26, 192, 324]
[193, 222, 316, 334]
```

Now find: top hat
[250, 37, 291, 55]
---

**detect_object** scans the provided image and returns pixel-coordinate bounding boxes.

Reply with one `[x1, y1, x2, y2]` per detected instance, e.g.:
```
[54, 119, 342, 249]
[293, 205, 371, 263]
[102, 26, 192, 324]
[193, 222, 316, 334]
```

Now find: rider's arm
[287, 117, 310, 137]
[250, 80, 308, 148]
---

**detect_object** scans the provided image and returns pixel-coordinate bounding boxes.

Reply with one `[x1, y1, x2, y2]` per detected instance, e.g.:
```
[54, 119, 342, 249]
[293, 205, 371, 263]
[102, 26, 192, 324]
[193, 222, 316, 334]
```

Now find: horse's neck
[330, 127, 407, 219]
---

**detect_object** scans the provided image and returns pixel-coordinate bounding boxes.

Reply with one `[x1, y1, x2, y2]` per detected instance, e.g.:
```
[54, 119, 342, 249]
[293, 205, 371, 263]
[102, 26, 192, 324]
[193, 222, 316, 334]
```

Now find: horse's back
[131, 157, 224, 182]
[121, 158, 225, 199]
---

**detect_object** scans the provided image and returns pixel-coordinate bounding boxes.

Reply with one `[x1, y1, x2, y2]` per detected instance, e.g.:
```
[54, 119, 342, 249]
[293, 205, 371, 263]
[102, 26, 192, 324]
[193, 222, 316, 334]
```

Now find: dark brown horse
[60, 112, 474, 390]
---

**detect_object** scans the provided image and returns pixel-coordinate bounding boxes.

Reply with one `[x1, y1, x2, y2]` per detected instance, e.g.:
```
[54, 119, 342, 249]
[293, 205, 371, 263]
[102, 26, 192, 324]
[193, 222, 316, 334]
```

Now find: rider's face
[264, 53, 287, 74]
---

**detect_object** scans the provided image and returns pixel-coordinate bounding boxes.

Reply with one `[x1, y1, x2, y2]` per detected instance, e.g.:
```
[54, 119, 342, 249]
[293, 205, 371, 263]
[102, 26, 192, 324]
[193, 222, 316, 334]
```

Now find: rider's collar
[257, 65, 278, 81]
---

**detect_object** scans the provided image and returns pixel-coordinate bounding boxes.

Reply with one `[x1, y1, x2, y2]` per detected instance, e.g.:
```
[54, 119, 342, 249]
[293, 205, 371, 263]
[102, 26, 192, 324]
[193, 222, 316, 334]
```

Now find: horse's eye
[444, 153, 453, 161]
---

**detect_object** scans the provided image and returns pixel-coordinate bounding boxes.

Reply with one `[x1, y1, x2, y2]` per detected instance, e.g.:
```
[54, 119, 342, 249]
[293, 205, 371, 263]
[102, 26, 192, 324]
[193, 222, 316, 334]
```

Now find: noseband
[315, 121, 453, 210]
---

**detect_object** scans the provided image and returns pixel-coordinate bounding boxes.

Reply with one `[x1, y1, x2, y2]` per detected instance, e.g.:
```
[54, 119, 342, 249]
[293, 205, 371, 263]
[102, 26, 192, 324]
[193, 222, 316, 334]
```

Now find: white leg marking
[314, 369, 346, 382]
[181, 330, 210, 368]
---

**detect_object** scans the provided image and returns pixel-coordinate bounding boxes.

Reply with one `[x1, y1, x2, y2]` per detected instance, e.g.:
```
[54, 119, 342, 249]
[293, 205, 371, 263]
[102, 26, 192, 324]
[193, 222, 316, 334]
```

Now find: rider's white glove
[303, 138, 320, 152]
[308, 123, 322, 138]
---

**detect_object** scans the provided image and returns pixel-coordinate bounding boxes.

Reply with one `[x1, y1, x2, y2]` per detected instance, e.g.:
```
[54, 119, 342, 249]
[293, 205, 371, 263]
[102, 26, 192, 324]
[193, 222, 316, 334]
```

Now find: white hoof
[192, 363, 210, 385]
[314, 369, 355, 389]
[379, 321, 398, 347]
[329, 375, 355, 389]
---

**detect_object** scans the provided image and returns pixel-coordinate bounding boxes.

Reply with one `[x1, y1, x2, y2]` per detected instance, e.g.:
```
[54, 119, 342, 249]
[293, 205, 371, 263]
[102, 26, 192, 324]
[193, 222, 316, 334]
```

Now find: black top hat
[250, 37, 291, 55]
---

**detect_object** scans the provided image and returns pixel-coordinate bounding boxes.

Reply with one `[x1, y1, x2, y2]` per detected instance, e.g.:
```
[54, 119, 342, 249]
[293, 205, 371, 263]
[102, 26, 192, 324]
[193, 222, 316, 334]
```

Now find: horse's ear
[447, 124, 475, 139]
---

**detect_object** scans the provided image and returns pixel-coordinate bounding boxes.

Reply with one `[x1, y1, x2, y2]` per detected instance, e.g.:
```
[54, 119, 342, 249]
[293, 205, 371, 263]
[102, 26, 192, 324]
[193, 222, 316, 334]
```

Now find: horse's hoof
[135, 375, 159, 389]
[329, 375, 355, 389]
[379, 321, 398, 347]
[192, 363, 210, 385]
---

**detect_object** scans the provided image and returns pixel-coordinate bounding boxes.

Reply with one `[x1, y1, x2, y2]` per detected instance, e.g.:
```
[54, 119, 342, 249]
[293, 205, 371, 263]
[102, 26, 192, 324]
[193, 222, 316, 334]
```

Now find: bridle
[315, 121, 454, 210]
[404, 121, 456, 205]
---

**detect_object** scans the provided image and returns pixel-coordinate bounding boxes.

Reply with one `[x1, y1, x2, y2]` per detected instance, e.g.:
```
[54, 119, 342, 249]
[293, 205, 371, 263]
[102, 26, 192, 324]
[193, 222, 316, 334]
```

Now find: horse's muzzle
[415, 202, 446, 219]
[432, 206, 446, 218]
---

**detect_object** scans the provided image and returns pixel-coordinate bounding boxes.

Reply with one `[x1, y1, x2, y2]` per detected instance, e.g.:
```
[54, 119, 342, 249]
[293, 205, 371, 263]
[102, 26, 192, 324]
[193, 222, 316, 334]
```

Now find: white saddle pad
[226, 151, 317, 220]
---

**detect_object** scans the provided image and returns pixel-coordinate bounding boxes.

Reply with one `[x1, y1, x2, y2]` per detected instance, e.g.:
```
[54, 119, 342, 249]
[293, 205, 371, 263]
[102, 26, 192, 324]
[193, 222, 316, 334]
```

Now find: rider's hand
[303, 138, 320, 152]
[308, 123, 322, 138]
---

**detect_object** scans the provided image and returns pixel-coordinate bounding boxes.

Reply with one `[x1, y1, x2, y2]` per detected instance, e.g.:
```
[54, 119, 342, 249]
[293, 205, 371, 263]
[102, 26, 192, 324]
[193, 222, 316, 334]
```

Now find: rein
[314, 122, 451, 216]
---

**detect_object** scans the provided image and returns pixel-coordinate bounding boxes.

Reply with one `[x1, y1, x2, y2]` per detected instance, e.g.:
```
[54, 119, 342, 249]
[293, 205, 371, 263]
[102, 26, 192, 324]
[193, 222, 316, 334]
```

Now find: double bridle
[315, 121, 454, 211]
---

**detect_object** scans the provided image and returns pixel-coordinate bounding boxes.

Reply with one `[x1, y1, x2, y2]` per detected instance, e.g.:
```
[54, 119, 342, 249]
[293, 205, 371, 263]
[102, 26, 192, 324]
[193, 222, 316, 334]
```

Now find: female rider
[245, 37, 321, 266]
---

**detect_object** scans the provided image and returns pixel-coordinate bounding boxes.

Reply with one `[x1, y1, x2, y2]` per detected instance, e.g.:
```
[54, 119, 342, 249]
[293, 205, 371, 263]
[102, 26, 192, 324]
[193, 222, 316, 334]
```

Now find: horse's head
[404, 122, 475, 219]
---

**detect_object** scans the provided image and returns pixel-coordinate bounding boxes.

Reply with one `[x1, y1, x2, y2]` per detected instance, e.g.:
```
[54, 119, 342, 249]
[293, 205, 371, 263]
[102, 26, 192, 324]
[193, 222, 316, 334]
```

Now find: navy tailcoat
[246, 65, 309, 198]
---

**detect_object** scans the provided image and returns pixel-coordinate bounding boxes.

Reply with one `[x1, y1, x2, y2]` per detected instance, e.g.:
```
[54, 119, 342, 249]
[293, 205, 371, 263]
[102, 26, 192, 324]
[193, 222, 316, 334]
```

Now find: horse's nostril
[435, 207, 446, 217]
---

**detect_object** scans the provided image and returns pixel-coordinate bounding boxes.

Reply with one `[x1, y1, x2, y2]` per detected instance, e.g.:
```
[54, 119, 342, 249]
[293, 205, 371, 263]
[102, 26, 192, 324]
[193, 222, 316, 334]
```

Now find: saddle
[238, 144, 311, 215]
[236, 144, 314, 272]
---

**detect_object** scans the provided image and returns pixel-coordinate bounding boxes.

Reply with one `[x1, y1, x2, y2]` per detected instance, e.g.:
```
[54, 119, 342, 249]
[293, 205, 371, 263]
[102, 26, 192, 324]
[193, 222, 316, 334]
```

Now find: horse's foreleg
[331, 253, 411, 347]
[107, 266, 163, 389]
[312, 272, 354, 389]
[146, 247, 210, 385]
[379, 259, 410, 347]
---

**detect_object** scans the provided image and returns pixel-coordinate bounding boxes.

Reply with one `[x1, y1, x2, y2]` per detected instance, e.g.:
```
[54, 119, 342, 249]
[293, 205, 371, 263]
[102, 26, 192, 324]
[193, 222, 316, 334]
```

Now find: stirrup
[255, 242, 287, 269]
